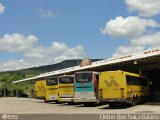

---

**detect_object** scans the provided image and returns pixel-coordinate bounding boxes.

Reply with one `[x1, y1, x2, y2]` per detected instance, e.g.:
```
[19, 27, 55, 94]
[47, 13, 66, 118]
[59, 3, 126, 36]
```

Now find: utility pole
[4, 87, 6, 97]
[3, 82, 6, 98]
[16, 84, 18, 97]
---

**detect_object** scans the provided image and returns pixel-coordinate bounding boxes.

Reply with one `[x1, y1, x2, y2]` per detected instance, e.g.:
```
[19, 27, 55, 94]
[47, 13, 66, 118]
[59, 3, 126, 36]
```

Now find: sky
[0, 0, 160, 72]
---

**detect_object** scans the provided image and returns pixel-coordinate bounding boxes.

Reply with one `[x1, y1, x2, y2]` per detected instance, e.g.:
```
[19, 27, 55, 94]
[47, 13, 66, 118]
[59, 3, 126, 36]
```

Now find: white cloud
[0, 33, 38, 52]
[0, 59, 46, 72]
[101, 0, 160, 57]
[0, 59, 29, 72]
[0, 33, 86, 71]
[112, 45, 145, 57]
[0, 3, 5, 14]
[24, 42, 85, 62]
[131, 32, 160, 46]
[125, 0, 160, 17]
[53, 45, 85, 62]
[101, 16, 159, 39]
[39, 9, 56, 18]
[112, 32, 160, 57]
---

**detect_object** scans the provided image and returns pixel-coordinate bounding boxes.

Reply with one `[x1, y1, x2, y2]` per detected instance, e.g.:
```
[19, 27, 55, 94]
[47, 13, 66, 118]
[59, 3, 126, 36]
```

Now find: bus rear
[34, 80, 46, 99]
[74, 71, 99, 103]
[99, 70, 149, 106]
[99, 71, 126, 103]
[45, 77, 59, 102]
[58, 75, 74, 102]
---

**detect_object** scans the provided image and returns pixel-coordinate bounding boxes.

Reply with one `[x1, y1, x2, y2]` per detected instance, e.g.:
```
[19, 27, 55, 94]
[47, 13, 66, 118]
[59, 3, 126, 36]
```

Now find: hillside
[0, 59, 102, 78]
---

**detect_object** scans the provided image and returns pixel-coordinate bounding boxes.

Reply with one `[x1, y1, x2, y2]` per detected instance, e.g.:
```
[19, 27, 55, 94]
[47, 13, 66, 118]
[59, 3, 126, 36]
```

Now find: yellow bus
[58, 75, 74, 103]
[45, 77, 59, 102]
[34, 79, 46, 99]
[99, 70, 149, 106]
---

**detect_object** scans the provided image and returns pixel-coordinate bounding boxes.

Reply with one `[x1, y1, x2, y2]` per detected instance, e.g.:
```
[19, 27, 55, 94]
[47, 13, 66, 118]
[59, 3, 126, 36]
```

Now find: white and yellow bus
[74, 71, 99, 103]
[99, 70, 149, 106]
[45, 77, 59, 102]
[58, 75, 74, 103]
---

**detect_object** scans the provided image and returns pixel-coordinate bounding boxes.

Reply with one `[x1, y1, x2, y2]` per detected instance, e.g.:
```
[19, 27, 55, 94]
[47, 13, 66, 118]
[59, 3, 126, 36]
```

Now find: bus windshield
[59, 77, 74, 84]
[75, 73, 92, 83]
[46, 78, 58, 86]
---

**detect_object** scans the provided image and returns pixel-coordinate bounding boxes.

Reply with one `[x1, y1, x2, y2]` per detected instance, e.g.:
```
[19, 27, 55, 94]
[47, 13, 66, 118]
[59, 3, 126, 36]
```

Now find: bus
[45, 77, 59, 102]
[99, 70, 149, 106]
[34, 79, 46, 99]
[74, 71, 99, 103]
[58, 75, 74, 103]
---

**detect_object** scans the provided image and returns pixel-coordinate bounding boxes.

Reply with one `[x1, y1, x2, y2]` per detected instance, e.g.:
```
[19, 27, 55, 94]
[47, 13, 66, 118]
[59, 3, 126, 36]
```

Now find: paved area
[0, 97, 160, 114]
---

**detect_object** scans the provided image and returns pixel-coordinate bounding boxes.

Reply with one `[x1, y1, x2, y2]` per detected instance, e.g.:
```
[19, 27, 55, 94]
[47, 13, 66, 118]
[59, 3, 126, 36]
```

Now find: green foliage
[0, 72, 34, 97]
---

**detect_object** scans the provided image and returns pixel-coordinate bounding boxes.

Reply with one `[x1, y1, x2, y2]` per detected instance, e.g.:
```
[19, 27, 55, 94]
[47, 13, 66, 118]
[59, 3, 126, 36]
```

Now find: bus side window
[126, 76, 134, 85]
[126, 76, 139, 85]
[126, 75, 148, 86]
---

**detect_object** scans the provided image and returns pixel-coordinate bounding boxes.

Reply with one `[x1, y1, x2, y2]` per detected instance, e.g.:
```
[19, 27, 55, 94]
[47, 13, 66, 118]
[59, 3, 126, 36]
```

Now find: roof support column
[138, 67, 143, 76]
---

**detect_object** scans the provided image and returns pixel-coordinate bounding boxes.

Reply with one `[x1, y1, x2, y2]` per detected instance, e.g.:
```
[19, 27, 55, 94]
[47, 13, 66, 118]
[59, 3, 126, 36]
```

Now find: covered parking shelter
[89, 49, 160, 102]
[13, 48, 160, 102]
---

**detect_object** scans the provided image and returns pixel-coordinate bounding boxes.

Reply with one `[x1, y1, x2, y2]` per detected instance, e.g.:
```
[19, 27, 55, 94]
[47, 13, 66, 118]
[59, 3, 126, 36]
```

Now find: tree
[0, 72, 33, 97]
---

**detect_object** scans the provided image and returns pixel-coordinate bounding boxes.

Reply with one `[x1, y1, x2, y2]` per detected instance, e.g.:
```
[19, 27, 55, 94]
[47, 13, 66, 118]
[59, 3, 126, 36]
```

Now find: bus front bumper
[35, 96, 45, 99]
[58, 97, 74, 102]
[74, 97, 98, 103]
[99, 98, 127, 103]
[46, 95, 58, 101]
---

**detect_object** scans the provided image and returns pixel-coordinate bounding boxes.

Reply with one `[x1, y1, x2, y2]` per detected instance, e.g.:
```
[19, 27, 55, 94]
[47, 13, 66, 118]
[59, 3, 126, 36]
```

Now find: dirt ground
[0, 97, 159, 114]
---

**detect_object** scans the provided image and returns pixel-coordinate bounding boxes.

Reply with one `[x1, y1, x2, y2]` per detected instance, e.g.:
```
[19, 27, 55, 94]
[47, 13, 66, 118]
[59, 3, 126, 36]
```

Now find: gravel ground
[0, 97, 160, 114]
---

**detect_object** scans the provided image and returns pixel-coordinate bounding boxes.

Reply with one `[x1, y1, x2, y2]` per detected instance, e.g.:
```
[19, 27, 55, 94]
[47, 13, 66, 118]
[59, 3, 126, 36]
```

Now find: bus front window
[46, 78, 58, 86]
[59, 77, 74, 84]
[75, 73, 92, 83]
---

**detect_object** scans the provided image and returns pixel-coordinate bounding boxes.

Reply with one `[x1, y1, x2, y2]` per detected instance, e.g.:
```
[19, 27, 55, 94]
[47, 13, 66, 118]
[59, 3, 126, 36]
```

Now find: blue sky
[0, 0, 160, 71]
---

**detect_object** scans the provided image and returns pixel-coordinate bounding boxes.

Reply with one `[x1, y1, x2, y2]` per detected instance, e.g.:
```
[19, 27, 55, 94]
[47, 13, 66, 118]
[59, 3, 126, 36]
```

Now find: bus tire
[84, 103, 94, 106]
[109, 103, 115, 108]
[44, 98, 48, 103]
[131, 97, 137, 106]
[68, 102, 74, 105]
[55, 101, 59, 104]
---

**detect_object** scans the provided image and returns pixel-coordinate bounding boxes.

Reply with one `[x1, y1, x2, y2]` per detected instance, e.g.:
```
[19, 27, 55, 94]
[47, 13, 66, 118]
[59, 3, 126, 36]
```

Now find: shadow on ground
[99, 104, 131, 109]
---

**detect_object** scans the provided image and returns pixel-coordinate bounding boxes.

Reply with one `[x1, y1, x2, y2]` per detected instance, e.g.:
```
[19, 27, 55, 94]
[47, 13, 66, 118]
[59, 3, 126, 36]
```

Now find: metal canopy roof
[12, 48, 160, 83]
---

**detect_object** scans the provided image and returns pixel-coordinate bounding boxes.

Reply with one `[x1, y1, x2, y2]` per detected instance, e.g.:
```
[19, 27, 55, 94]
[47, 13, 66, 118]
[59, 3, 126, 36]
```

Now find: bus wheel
[44, 98, 48, 103]
[131, 97, 137, 106]
[83, 103, 94, 106]
[68, 102, 74, 105]
[55, 101, 59, 104]
[109, 103, 115, 108]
